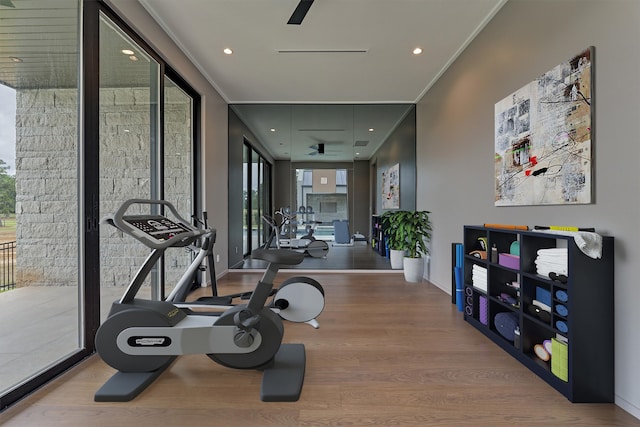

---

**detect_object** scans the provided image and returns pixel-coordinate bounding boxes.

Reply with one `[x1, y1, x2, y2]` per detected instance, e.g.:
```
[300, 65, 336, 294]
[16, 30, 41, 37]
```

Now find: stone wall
[15, 86, 193, 291]
[15, 89, 79, 286]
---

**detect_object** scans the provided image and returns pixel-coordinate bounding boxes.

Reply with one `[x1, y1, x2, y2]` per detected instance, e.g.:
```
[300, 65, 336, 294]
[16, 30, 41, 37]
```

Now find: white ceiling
[135, 0, 508, 160]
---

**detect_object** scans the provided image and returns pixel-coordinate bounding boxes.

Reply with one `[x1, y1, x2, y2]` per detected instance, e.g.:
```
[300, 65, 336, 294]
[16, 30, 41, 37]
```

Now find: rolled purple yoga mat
[479, 295, 488, 325]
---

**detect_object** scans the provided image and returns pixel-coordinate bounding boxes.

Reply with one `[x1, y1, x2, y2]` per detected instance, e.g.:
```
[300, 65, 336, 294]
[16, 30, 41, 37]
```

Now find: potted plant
[395, 210, 432, 282]
[381, 210, 405, 269]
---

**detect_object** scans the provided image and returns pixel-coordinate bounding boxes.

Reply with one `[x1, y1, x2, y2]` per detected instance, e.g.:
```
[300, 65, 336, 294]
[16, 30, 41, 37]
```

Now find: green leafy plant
[381, 210, 404, 251]
[394, 210, 432, 258]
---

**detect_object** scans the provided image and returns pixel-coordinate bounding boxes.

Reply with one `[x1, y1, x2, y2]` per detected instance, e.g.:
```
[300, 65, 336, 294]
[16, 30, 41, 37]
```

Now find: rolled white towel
[535, 262, 568, 273]
[537, 248, 568, 256]
[535, 257, 567, 265]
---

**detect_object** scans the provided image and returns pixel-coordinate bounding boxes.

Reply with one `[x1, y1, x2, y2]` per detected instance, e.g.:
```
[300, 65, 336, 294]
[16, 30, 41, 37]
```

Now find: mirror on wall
[229, 104, 416, 270]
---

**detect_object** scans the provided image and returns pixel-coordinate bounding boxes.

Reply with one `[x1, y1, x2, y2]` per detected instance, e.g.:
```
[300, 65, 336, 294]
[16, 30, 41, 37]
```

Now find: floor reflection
[235, 241, 392, 270]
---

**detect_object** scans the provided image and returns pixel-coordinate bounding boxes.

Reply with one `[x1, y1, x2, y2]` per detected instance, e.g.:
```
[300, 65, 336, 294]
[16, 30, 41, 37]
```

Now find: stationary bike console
[102, 198, 203, 249]
[124, 216, 191, 243]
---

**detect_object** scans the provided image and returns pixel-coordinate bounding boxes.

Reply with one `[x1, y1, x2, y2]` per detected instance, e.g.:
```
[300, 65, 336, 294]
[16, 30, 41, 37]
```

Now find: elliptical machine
[94, 199, 325, 402]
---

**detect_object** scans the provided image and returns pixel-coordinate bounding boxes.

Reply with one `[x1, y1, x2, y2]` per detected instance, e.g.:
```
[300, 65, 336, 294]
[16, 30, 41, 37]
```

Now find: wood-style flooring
[0, 272, 637, 426]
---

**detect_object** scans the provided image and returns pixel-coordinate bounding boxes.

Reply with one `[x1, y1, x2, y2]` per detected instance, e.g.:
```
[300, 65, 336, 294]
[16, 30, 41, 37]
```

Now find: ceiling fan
[308, 143, 325, 155]
[308, 135, 344, 155]
[308, 142, 342, 157]
[287, 0, 314, 25]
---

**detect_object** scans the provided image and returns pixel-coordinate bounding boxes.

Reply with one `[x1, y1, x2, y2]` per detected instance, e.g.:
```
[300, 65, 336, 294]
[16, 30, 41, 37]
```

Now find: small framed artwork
[382, 163, 400, 209]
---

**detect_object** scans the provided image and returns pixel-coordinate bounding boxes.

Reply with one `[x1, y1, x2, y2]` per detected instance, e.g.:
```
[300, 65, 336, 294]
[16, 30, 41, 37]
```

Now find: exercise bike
[94, 199, 325, 402]
[166, 208, 322, 329]
[263, 208, 329, 258]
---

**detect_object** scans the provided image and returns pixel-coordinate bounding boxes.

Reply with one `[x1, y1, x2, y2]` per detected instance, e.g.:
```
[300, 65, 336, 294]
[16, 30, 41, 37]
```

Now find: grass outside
[0, 216, 16, 292]
[0, 216, 16, 244]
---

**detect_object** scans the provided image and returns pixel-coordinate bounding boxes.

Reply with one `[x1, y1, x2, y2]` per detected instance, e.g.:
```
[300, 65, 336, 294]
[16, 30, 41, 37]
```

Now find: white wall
[106, 0, 230, 276]
[417, 0, 640, 417]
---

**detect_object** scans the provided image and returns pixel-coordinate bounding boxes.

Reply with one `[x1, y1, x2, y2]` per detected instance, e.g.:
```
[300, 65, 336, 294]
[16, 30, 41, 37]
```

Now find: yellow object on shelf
[549, 226, 579, 231]
[551, 338, 569, 382]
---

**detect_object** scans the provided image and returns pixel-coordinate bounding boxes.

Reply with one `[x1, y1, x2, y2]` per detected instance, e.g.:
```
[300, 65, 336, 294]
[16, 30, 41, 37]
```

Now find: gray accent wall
[417, 0, 640, 417]
[352, 160, 370, 238]
[372, 106, 417, 213]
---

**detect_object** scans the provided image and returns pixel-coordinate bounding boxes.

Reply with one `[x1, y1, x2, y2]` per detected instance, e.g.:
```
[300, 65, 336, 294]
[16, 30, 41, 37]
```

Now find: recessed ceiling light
[368, 128, 374, 132]
[223, 48, 233, 55]
[270, 128, 276, 132]
[413, 47, 423, 55]
[9, 56, 22, 63]
[121, 49, 135, 55]
[129, 55, 139, 61]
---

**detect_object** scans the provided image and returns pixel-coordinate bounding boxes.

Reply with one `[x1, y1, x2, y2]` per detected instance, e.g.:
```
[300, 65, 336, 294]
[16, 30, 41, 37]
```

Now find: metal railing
[0, 241, 15, 292]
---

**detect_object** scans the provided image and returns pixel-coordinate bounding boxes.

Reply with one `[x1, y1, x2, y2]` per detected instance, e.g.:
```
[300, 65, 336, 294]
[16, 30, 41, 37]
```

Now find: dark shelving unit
[371, 215, 386, 256]
[463, 225, 614, 403]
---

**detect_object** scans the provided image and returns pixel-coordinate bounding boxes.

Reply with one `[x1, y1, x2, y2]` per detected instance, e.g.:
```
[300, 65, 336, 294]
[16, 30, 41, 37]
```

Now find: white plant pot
[390, 249, 404, 269]
[403, 256, 424, 282]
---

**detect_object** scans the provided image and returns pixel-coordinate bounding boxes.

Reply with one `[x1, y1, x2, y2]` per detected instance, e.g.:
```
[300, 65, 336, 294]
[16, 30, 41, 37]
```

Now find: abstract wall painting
[495, 47, 593, 206]
[382, 163, 400, 209]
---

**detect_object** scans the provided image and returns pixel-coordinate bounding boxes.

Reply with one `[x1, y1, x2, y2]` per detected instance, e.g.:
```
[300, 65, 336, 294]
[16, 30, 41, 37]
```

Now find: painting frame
[382, 163, 400, 209]
[494, 47, 593, 206]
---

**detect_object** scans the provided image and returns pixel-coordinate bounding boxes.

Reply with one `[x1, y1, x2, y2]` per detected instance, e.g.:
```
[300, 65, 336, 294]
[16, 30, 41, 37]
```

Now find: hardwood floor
[0, 272, 637, 426]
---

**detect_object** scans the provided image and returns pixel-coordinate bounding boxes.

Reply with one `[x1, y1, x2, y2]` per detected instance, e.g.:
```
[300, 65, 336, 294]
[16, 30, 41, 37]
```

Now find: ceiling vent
[354, 140, 369, 147]
[276, 49, 369, 54]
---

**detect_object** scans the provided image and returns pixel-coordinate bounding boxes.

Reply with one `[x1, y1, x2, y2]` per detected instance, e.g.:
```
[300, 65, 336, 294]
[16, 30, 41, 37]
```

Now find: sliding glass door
[98, 13, 160, 313]
[0, 0, 82, 407]
[0, 1, 201, 409]
[98, 14, 199, 313]
[243, 142, 271, 256]
[163, 75, 198, 294]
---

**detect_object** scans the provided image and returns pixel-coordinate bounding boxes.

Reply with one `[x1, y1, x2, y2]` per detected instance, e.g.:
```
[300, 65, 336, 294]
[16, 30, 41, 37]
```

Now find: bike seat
[252, 249, 304, 266]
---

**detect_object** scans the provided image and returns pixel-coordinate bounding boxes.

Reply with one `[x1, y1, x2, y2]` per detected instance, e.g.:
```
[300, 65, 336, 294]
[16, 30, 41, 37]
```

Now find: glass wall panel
[163, 76, 194, 295]
[295, 168, 349, 239]
[229, 103, 414, 270]
[242, 142, 272, 255]
[98, 14, 159, 316]
[0, 0, 81, 396]
[259, 158, 271, 248]
[251, 149, 260, 250]
[242, 144, 249, 256]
